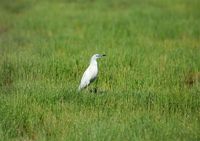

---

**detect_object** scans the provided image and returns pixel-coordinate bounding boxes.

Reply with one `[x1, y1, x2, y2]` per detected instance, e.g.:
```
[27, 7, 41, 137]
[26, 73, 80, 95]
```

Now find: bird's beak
[102, 54, 106, 57]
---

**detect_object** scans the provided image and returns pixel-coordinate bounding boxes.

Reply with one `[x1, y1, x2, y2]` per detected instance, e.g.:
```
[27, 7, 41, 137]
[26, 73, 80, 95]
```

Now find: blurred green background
[0, 0, 199, 140]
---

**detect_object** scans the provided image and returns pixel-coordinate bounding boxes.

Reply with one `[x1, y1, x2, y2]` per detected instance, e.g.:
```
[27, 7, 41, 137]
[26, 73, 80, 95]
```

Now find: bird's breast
[89, 65, 98, 79]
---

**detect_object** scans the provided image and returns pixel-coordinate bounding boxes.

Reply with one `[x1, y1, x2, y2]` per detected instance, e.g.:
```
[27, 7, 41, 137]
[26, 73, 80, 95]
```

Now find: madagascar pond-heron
[78, 54, 106, 91]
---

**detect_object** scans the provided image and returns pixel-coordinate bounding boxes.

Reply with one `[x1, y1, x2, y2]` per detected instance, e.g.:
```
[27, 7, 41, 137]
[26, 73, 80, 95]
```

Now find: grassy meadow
[0, 0, 200, 140]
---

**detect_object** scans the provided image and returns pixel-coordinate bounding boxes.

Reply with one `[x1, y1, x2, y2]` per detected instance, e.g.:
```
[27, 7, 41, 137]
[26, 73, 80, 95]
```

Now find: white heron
[78, 54, 106, 91]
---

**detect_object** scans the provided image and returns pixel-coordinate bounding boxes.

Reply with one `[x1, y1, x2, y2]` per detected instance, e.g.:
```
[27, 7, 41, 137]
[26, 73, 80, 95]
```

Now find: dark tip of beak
[102, 54, 106, 57]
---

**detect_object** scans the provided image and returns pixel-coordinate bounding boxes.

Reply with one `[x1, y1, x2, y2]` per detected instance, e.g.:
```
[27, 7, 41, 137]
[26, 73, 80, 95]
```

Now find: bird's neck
[90, 59, 97, 66]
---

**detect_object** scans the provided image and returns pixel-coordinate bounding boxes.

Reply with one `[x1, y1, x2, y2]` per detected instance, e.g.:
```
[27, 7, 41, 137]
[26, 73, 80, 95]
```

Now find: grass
[0, 0, 200, 140]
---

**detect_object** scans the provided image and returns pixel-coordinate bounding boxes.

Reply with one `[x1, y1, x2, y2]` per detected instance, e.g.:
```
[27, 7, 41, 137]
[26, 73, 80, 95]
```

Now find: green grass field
[0, 0, 200, 140]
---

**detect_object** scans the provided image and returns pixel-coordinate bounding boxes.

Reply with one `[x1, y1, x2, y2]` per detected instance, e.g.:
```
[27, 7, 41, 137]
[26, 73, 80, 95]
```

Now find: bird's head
[90, 54, 106, 64]
[92, 54, 106, 59]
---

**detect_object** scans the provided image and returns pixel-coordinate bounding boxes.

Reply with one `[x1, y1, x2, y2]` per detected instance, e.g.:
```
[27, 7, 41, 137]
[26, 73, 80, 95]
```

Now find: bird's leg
[86, 85, 90, 93]
[94, 77, 98, 93]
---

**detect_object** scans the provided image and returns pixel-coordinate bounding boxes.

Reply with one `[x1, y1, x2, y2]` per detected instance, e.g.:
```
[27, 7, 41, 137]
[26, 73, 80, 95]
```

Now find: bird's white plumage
[78, 54, 105, 90]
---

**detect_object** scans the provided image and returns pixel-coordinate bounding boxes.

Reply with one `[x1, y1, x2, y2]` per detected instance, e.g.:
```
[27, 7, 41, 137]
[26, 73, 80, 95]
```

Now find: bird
[78, 54, 106, 91]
